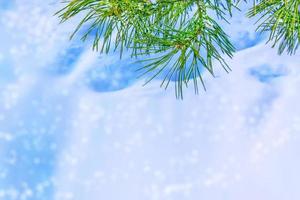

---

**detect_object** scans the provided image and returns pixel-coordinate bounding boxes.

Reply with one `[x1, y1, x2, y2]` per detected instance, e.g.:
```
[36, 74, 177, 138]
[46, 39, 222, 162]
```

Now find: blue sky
[0, 1, 300, 200]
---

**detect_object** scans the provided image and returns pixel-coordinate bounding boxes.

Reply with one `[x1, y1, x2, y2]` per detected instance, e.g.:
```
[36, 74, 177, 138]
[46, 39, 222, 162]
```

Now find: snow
[0, 1, 300, 200]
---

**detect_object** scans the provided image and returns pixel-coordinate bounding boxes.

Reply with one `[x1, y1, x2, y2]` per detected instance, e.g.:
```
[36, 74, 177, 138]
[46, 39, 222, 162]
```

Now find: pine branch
[248, 0, 300, 54]
[56, 0, 299, 98]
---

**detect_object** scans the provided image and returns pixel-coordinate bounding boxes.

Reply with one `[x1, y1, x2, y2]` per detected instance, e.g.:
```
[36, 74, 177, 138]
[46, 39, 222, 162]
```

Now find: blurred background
[0, 1, 300, 200]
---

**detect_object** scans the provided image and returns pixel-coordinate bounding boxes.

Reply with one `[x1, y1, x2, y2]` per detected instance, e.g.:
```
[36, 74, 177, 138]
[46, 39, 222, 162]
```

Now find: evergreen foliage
[56, 0, 300, 98]
[248, 0, 300, 55]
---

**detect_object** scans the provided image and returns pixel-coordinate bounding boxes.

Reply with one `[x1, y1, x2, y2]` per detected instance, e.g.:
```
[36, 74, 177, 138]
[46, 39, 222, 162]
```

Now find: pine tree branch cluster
[56, 0, 300, 98]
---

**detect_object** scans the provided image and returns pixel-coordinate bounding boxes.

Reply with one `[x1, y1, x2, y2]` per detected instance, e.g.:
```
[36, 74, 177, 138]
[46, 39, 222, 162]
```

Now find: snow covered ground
[0, 1, 300, 200]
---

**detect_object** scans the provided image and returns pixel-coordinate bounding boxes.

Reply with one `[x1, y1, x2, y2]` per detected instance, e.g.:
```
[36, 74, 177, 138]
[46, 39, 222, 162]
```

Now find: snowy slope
[0, 1, 300, 200]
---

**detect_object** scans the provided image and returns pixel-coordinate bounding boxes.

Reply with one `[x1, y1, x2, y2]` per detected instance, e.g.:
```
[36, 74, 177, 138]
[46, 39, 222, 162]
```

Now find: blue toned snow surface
[1, 1, 300, 200]
[249, 64, 288, 83]
[48, 45, 85, 76]
[0, 1, 14, 10]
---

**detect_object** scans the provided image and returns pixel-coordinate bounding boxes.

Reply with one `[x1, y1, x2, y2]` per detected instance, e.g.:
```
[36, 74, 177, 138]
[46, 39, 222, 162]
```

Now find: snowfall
[0, 1, 300, 200]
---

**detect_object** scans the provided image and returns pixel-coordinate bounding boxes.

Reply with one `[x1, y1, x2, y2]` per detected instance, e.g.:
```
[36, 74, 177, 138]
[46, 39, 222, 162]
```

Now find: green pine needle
[248, 0, 300, 55]
[56, 0, 299, 98]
